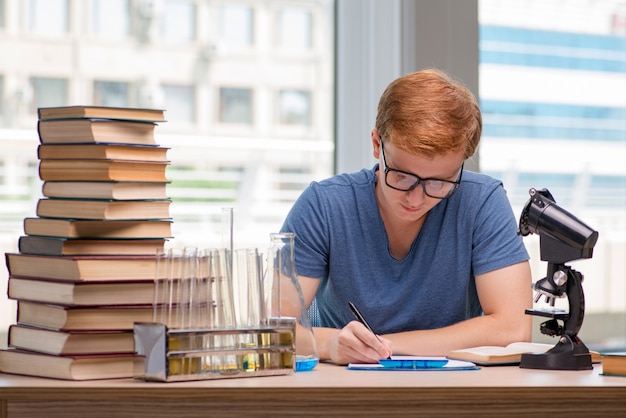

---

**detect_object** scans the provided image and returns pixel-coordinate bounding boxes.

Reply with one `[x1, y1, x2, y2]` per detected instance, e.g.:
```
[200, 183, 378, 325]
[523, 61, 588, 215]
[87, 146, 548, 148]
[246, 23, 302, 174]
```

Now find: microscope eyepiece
[518, 188, 598, 263]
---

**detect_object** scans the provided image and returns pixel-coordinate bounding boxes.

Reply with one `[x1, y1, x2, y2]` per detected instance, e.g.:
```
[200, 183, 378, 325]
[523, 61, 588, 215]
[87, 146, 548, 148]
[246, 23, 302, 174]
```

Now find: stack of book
[0, 105, 172, 380]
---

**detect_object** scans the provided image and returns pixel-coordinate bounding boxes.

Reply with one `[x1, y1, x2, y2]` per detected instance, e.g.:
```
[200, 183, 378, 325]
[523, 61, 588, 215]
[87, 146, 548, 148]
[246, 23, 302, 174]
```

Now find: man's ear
[371, 129, 381, 159]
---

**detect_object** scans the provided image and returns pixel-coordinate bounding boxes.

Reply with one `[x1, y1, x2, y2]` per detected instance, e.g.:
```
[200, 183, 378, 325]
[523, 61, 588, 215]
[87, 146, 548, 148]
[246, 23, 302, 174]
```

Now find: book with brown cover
[0, 349, 135, 380]
[0, 105, 169, 382]
[23, 218, 172, 238]
[8, 325, 135, 355]
[36, 198, 171, 220]
[38, 159, 169, 182]
[37, 105, 166, 122]
[16, 301, 153, 331]
[8, 277, 155, 305]
[37, 143, 169, 161]
[6, 253, 158, 282]
[37, 119, 157, 145]
[601, 352, 626, 377]
[41, 181, 169, 200]
[18, 236, 167, 256]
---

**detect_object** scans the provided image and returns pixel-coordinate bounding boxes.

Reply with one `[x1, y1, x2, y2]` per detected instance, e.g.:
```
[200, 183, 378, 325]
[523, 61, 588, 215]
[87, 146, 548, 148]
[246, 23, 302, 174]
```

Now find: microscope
[517, 188, 599, 370]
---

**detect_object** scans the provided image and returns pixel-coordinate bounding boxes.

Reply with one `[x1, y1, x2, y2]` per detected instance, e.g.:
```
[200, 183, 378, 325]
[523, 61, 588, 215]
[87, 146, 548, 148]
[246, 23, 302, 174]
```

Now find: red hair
[375, 68, 482, 159]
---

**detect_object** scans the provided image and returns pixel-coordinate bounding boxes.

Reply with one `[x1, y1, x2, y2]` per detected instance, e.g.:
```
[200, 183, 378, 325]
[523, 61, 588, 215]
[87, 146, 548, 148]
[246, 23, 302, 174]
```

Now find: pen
[348, 301, 391, 359]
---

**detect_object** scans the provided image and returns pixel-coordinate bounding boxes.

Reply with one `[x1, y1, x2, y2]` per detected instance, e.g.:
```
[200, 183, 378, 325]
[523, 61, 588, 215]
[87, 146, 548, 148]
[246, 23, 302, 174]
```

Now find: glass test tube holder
[133, 318, 296, 382]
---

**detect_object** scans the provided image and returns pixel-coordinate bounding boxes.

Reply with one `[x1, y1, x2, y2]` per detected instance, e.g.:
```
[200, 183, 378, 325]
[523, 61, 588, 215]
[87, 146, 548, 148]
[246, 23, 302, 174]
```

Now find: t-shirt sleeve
[471, 183, 530, 276]
[280, 182, 330, 279]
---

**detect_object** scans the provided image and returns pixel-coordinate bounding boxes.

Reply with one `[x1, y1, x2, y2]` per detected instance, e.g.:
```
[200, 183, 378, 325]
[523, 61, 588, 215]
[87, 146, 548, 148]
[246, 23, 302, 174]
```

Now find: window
[219, 87, 253, 124]
[26, 0, 69, 35]
[0, 0, 335, 338]
[91, 0, 130, 39]
[278, 89, 311, 126]
[161, 0, 196, 43]
[587, 175, 626, 208]
[277, 8, 312, 50]
[162, 84, 195, 123]
[93, 81, 130, 107]
[218, 4, 254, 46]
[29, 77, 68, 112]
[479, 2, 626, 213]
[479, 0, 626, 350]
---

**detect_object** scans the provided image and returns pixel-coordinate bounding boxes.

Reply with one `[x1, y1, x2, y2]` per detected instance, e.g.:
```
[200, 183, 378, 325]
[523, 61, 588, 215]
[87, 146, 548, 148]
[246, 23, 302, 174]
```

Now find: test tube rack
[133, 318, 296, 382]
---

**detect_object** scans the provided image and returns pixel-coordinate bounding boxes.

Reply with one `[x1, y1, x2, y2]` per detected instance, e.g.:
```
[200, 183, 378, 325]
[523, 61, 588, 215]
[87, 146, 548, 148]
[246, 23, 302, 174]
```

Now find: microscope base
[519, 335, 592, 370]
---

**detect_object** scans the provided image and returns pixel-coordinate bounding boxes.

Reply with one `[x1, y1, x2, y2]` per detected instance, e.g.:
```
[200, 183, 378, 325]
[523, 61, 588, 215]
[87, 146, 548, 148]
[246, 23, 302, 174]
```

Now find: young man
[281, 68, 532, 365]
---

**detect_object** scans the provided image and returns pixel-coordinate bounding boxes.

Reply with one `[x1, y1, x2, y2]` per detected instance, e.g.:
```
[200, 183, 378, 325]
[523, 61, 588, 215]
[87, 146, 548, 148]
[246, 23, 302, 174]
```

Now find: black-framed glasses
[379, 139, 463, 199]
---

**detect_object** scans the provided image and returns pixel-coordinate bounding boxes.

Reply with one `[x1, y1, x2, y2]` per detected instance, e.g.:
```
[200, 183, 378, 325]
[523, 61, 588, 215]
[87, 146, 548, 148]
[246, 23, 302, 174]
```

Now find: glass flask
[266, 232, 319, 371]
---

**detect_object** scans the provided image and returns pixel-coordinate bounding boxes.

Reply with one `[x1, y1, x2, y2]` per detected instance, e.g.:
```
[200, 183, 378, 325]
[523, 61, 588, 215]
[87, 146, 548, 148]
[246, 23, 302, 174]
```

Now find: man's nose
[405, 184, 426, 204]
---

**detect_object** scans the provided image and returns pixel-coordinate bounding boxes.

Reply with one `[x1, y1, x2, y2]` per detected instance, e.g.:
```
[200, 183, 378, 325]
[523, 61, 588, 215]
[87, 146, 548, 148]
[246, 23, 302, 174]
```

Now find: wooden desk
[1, 363, 625, 417]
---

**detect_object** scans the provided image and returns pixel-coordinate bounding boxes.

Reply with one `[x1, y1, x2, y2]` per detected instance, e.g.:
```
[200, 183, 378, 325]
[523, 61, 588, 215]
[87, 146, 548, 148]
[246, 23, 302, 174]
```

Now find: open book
[447, 342, 601, 365]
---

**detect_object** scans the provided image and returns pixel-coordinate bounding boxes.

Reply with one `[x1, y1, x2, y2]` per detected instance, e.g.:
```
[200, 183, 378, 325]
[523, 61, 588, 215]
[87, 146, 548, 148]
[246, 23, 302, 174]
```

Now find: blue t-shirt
[281, 165, 529, 334]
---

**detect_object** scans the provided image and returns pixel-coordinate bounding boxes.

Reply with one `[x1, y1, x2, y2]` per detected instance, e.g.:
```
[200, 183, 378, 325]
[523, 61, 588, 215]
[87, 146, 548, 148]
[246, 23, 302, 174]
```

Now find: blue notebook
[348, 356, 479, 371]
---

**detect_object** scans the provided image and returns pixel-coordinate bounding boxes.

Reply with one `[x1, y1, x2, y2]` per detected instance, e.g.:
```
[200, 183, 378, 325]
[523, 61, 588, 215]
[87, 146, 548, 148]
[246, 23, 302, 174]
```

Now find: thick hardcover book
[16, 301, 153, 331]
[601, 352, 626, 377]
[37, 105, 166, 122]
[38, 159, 169, 182]
[37, 119, 157, 145]
[6, 253, 158, 282]
[23, 218, 172, 239]
[0, 349, 135, 380]
[18, 235, 167, 256]
[8, 325, 135, 355]
[37, 143, 169, 161]
[36, 198, 171, 220]
[41, 181, 169, 200]
[8, 277, 155, 305]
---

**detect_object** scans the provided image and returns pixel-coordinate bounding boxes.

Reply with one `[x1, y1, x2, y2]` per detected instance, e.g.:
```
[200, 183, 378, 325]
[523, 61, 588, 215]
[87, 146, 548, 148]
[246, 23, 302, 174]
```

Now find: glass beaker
[266, 232, 319, 371]
[233, 247, 264, 328]
[153, 248, 184, 328]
